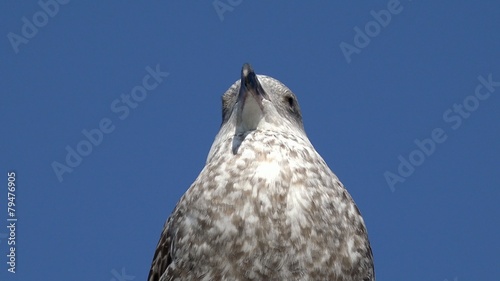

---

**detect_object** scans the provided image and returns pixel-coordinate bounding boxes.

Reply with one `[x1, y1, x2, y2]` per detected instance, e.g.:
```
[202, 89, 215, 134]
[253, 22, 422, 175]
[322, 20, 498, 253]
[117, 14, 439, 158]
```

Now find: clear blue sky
[1, 1, 499, 280]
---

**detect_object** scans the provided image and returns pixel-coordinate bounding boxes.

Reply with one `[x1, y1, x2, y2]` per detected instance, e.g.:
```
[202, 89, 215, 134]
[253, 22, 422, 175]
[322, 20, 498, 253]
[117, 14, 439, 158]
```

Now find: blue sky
[1, 1, 499, 280]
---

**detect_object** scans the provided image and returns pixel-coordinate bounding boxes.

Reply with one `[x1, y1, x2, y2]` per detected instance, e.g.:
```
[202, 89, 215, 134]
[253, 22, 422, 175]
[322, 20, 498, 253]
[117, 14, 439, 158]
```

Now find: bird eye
[286, 96, 294, 108]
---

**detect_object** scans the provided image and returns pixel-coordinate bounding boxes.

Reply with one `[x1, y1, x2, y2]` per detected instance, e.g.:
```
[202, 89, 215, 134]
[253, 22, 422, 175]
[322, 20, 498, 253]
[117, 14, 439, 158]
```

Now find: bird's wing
[148, 216, 173, 281]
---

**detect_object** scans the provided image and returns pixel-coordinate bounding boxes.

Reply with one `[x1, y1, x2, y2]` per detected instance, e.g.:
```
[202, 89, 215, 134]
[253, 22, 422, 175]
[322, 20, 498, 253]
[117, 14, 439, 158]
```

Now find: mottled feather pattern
[149, 64, 374, 281]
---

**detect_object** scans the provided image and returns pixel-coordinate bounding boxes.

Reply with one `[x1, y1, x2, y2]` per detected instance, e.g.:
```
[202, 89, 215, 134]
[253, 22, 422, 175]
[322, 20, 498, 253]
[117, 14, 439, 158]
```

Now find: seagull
[148, 64, 375, 281]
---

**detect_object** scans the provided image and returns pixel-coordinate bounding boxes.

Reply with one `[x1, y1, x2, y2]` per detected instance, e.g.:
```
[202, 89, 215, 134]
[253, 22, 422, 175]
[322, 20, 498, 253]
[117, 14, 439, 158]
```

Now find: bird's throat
[236, 94, 264, 134]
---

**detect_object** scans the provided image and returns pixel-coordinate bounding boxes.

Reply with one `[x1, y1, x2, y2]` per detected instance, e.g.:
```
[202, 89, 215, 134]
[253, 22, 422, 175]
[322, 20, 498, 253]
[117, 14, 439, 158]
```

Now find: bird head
[219, 63, 306, 138]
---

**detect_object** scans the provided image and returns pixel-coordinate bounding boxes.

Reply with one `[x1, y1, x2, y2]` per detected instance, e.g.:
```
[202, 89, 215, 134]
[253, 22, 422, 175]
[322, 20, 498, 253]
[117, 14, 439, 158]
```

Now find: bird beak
[237, 63, 268, 113]
[236, 64, 270, 134]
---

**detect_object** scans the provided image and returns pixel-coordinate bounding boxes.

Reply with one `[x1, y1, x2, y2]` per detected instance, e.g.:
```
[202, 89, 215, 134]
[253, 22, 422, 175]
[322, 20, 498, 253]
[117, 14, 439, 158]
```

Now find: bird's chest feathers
[194, 132, 325, 235]
[229, 145, 290, 214]
[219, 131, 315, 199]
[236, 142, 285, 184]
[252, 161, 281, 182]
[204, 133, 318, 228]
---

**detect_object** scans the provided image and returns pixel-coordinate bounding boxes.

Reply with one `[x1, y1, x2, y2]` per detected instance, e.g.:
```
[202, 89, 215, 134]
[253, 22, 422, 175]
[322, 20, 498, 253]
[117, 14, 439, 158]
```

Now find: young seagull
[149, 64, 375, 281]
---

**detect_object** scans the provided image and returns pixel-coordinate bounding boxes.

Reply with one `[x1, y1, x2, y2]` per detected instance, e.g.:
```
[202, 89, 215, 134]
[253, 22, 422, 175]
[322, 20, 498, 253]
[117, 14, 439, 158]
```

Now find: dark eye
[283, 94, 302, 122]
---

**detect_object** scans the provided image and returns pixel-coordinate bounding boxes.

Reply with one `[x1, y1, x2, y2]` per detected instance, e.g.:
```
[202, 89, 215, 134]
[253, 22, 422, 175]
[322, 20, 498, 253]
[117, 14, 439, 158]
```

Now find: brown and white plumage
[149, 64, 375, 281]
